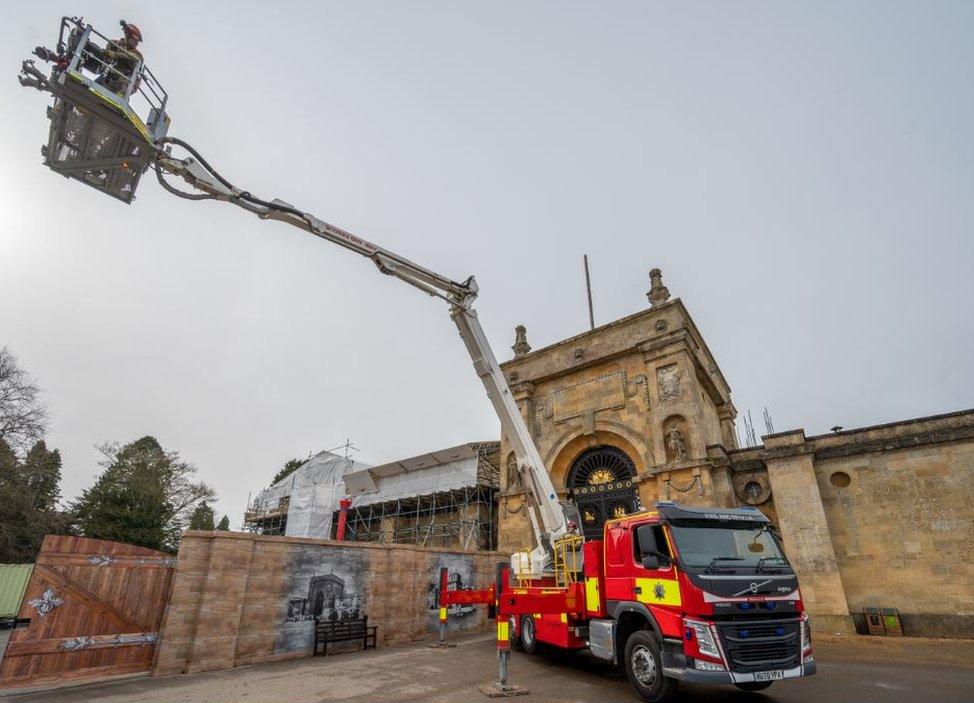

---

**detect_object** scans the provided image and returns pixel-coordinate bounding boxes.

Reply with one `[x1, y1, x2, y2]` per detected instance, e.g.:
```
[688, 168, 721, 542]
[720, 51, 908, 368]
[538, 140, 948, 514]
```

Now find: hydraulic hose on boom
[154, 146, 578, 577]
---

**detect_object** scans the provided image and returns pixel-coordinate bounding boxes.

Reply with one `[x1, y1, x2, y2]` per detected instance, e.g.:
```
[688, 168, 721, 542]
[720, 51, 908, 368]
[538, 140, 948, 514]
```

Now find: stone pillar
[763, 430, 855, 634]
[510, 380, 537, 440]
[717, 404, 739, 450]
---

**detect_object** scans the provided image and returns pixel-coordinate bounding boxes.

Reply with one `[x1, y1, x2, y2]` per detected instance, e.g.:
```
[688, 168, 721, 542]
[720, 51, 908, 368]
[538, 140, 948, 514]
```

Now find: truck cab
[590, 502, 816, 701]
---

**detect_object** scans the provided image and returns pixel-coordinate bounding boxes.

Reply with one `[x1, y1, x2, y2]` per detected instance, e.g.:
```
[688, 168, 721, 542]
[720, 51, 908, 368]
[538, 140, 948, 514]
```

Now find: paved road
[4, 632, 973, 703]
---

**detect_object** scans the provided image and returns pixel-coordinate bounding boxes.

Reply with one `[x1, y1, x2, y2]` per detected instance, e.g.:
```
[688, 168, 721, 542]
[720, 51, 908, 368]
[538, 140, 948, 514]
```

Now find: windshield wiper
[705, 557, 745, 573]
[755, 556, 789, 574]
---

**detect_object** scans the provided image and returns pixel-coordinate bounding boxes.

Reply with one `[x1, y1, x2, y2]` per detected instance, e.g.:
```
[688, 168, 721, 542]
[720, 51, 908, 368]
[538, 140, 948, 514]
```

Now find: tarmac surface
[3, 631, 973, 703]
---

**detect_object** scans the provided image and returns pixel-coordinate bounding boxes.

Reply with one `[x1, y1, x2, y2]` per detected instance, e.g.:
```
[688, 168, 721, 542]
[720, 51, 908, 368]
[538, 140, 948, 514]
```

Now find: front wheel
[520, 615, 538, 654]
[623, 630, 677, 702]
[734, 681, 774, 692]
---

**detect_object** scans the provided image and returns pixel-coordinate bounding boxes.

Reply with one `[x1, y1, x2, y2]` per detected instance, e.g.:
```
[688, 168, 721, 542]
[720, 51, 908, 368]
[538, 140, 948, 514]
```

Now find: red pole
[336, 497, 351, 540]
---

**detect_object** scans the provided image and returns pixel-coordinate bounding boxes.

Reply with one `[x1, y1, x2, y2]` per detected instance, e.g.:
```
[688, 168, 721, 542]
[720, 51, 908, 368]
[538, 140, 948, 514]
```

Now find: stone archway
[566, 445, 638, 539]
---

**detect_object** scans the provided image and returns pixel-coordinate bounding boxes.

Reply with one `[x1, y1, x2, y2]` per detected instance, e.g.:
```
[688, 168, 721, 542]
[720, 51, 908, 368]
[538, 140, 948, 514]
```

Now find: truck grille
[716, 618, 800, 673]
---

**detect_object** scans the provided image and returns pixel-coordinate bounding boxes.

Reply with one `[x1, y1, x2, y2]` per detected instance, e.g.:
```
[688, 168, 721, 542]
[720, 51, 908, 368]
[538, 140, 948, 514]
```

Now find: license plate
[754, 670, 784, 682]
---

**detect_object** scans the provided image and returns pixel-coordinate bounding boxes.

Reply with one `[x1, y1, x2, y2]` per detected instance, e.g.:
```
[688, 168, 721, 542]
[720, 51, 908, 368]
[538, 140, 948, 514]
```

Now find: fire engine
[19, 17, 815, 701]
[438, 501, 815, 700]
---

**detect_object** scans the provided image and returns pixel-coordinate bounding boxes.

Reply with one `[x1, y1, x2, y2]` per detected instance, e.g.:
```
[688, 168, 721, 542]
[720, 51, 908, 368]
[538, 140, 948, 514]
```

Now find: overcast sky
[2, 2, 972, 526]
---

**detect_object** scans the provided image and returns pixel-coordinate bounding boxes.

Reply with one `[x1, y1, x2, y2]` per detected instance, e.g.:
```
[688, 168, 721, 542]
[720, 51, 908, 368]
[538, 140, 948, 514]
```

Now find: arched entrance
[567, 445, 638, 539]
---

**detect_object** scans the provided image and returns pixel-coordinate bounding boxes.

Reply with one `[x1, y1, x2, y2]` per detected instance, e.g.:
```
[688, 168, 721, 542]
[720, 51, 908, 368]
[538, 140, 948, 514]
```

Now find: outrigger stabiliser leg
[435, 564, 525, 697]
[427, 568, 457, 649]
[478, 563, 527, 698]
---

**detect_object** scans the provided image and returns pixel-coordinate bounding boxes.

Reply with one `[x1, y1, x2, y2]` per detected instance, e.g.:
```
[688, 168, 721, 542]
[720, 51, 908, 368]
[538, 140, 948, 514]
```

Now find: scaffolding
[337, 443, 500, 551]
[243, 495, 289, 536]
[336, 484, 497, 551]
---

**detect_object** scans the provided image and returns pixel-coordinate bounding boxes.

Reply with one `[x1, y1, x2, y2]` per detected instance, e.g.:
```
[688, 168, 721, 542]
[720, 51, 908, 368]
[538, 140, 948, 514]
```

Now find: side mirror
[641, 553, 671, 570]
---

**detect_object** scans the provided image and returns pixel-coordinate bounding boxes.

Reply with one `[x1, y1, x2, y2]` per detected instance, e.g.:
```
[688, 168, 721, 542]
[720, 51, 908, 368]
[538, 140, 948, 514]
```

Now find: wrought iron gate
[567, 445, 638, 539]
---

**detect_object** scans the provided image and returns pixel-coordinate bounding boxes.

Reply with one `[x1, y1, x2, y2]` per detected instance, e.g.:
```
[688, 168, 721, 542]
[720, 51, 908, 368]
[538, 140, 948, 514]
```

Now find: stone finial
[647, 267, 671, 306]
[512, 324, 531, 357]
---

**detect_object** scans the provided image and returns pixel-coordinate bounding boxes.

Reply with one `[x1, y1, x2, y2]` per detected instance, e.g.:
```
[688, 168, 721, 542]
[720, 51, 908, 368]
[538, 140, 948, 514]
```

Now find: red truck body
[442, 502, 816, 701]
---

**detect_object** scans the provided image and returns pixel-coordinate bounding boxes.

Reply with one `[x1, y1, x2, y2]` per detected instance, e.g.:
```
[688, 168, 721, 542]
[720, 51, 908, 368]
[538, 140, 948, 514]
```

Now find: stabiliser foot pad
[479, 682, 529, 697]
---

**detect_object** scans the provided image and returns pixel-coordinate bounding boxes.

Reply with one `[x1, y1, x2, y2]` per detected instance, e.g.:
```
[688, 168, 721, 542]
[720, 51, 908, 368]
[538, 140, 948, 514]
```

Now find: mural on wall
[275, 545, 367, 654]
[426, 553, 478, 632]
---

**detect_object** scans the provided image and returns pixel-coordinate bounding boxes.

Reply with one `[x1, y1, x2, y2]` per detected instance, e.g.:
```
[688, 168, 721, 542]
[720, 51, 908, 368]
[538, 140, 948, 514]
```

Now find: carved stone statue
[512, 324, 531, 357]
[647, 267, 671, 307]
[506, 453, 522, 491]
[666, 427, 687, 461]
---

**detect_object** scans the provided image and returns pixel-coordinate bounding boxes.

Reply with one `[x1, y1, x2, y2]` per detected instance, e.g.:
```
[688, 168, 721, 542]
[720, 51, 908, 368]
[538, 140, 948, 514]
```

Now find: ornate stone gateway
[567, 446, 638, 539]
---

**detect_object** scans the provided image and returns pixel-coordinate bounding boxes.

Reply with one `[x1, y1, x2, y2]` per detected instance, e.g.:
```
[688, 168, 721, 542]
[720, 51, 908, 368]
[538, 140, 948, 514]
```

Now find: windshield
[669, 523, 789, 570]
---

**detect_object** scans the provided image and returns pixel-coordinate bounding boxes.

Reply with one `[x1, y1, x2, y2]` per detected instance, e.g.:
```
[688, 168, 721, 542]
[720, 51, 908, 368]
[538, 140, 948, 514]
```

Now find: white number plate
[754, 670, 784, 682]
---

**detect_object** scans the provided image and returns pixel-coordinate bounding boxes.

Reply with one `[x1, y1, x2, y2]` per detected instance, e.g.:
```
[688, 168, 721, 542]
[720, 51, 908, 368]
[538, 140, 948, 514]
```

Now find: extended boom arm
[156, 151, 573, 574]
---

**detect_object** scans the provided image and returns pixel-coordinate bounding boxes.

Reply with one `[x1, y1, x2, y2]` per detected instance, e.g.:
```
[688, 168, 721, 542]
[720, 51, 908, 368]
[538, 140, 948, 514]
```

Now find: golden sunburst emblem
[588, 469, 615, 485]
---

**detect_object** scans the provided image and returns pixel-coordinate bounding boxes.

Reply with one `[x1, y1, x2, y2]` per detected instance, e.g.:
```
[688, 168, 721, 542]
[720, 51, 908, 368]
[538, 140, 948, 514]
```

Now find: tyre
[623, 630, 677, 703]
[734, 681, 774, 692]
[509, 615, 522, 651]
[520, 615, 538, 654]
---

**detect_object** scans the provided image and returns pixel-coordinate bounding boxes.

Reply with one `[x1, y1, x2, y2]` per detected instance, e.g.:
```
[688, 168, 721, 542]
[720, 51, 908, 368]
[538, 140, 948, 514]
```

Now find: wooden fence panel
[0, 535, 175, 691]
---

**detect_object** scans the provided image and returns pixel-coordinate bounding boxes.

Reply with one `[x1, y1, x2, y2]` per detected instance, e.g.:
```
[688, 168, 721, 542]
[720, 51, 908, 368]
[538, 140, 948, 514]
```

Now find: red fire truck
[439, 501, 815, 701]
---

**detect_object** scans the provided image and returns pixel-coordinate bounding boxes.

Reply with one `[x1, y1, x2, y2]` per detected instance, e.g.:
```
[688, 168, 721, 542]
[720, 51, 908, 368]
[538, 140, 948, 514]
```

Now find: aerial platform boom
[156, 151, 574, 575]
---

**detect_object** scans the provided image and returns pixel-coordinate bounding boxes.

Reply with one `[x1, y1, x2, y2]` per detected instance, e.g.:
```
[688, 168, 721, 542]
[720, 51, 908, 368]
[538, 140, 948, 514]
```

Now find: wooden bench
[313, 616, 377, 656]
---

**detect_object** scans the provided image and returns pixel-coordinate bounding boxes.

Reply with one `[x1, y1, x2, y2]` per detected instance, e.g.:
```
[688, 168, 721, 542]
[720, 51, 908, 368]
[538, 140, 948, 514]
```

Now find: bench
[313, 616, 377, 656]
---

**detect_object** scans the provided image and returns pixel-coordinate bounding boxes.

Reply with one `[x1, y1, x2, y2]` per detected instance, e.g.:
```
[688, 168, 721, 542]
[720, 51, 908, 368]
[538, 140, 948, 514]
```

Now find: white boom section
[158, 155, 570, 574]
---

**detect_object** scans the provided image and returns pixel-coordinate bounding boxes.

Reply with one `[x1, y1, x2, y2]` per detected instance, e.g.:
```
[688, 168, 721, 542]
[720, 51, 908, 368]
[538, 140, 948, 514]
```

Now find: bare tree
[0, 347, 48, 453]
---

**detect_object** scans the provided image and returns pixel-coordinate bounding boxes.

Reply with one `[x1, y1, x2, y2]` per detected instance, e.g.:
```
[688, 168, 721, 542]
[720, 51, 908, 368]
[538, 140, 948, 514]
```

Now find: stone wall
[152, 532, 499, 675]
[808, 416, 974, 638]
[726, 410, 974, 637]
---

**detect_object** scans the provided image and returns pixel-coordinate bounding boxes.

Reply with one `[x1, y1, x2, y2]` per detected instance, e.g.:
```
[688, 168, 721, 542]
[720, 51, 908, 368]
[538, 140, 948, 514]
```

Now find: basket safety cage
[19, 16, 171, 203]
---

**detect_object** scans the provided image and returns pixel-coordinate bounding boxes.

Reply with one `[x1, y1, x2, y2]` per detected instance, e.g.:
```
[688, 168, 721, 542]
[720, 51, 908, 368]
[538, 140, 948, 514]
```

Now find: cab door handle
[633, 586, 642, 594]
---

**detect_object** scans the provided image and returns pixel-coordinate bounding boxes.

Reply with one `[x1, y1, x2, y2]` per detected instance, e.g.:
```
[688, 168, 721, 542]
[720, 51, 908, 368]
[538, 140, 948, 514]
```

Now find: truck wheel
[623, 630, 677, 703]
[734, 682, 774, 692]
[520, 615, 538, 654]
[509, 616, 522, 651]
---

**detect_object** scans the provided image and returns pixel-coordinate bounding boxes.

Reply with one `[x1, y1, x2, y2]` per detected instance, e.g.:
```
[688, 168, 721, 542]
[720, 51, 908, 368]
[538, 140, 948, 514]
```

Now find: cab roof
[654, 501, 770, 524]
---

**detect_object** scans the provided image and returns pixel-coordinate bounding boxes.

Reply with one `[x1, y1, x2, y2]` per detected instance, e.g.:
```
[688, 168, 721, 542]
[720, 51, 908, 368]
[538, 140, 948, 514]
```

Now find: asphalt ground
[3, 631, 973, 703]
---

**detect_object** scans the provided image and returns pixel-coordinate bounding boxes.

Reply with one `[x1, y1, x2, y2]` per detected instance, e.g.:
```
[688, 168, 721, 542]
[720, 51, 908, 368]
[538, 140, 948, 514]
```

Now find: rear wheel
[623, 630, 677, 702]
[508, 615, 522, 651]
[734, 681, 774, 692]
[520, 615, 538, 654]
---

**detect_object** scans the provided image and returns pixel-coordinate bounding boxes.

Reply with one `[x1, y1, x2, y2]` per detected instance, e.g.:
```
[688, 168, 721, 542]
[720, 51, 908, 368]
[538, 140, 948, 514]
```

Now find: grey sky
[2, 2, 972, 526]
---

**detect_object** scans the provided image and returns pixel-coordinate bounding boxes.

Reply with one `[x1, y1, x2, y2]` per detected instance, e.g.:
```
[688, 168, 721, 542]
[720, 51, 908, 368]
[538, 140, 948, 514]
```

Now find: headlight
[685, 619, 721, 660]
[801, 616, 812, 652]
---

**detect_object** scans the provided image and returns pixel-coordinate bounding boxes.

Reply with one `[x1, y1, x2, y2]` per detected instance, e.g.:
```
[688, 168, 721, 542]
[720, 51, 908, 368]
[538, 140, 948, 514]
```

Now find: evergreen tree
[188, 501, 215, 530]
[216, 514, 231, 531]
[23, 440, 62, 510]
[272, 458, 304, 485]
[72, 436, 215, 553]
[0, 438, 68, 562]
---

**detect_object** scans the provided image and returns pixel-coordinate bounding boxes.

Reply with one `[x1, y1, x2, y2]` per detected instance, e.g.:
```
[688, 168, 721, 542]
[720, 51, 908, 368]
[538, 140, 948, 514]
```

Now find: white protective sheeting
[249, 450, 371, 539]
[248, 443, 491, 538]
[344, 442, 483, 508]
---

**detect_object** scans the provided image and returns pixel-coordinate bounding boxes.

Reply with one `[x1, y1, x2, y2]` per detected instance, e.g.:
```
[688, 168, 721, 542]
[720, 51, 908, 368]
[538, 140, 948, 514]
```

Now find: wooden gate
[0, 535, 175, 691]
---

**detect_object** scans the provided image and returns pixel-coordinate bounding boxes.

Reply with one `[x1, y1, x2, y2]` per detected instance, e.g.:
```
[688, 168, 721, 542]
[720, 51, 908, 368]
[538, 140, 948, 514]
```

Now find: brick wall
[152, 532, 500, 675]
